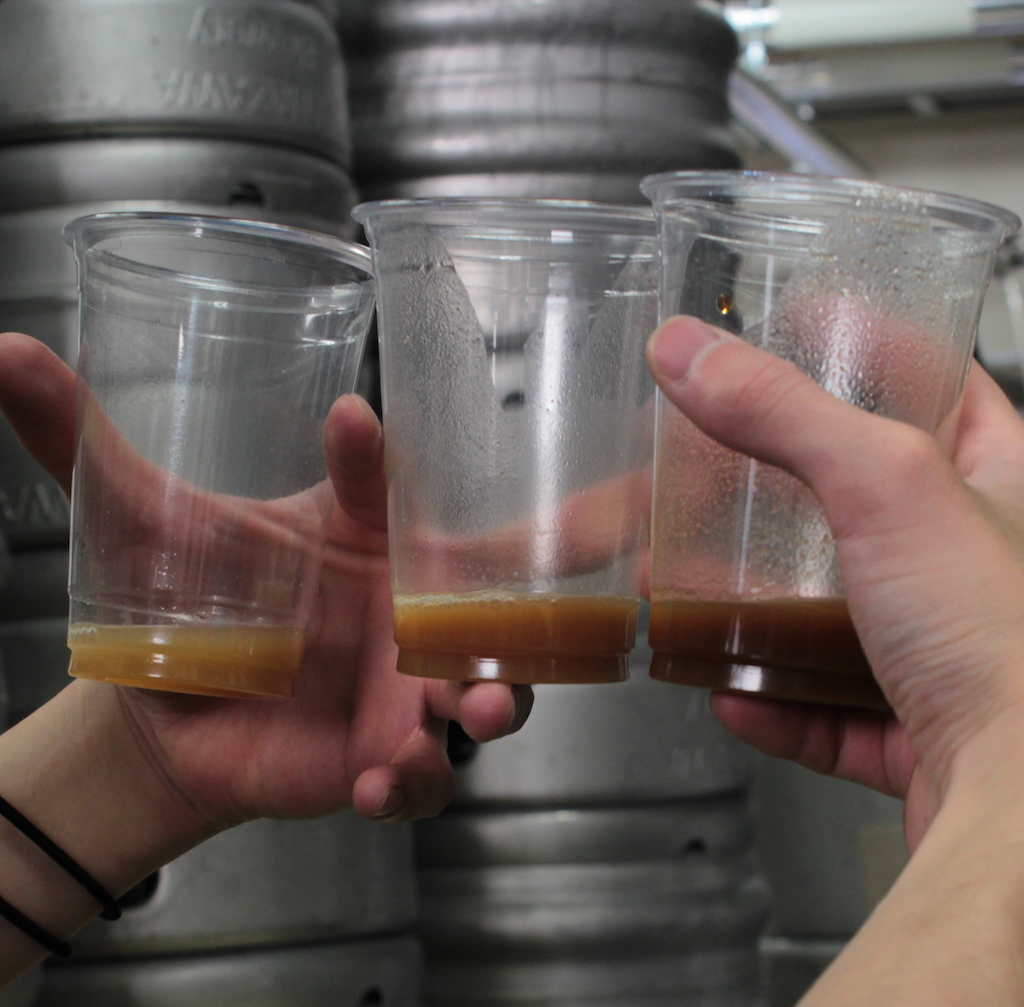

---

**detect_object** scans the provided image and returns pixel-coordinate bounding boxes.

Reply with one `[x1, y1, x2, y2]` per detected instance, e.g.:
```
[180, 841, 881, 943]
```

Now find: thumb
[645, 315, 959, 543]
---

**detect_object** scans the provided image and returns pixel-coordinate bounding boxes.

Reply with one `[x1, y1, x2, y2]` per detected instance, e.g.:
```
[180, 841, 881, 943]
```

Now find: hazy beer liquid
[68, 623, 305, 699]
[393, 592, 639, 684]
[648, 597, 888, 710]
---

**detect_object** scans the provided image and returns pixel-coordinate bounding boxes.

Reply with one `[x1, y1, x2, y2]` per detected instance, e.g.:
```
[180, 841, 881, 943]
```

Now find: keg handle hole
[679, 838, 708, 857]
[359, 988, 384, 1006]
[228, 182, 266, 207]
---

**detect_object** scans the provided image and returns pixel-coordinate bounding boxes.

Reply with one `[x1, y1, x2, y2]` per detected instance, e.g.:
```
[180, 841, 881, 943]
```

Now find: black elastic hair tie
[0, 893, 70, 957]
[0, 796, 121, 921]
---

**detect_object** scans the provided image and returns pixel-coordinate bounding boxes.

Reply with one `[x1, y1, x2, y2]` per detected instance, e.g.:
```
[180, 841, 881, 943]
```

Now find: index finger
[954, 364, 1024, 503]
[0, 332, 77, 496]
[324, 395, 388, 532]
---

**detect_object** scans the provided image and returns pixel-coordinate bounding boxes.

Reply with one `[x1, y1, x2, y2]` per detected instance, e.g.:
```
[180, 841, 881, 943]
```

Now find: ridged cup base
[397, 649, 629, 685]
[649, 654, 890, 711]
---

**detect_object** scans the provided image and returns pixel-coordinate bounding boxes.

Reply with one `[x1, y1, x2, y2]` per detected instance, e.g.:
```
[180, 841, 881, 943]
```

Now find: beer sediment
[648, 596, 888, 710]
[393, 591, 639, 684]
[68, 623, 305, 699]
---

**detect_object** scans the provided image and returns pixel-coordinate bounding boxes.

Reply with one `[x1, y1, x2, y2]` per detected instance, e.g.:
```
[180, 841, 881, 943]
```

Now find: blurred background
[0, 0, 1021, 1004]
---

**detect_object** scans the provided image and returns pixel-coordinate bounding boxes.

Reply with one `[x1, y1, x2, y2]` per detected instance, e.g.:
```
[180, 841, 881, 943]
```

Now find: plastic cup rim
[62, 211, 376, 298]
[352, 196, 656, 233]
[639, 169, 1022, 240]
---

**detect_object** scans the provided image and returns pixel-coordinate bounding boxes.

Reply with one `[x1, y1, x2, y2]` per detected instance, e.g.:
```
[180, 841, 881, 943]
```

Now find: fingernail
[370, 786, 403, 821]
[647, 318, 722, 383]
[354, 394, 380, 425]
[501, 686, 534, 737]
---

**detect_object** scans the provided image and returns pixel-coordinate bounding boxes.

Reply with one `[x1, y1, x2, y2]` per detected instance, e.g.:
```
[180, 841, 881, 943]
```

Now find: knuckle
[825, 423, 946, 536]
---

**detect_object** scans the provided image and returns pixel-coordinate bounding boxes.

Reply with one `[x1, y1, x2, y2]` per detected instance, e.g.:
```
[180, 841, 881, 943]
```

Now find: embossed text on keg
[187, 7, 321, 66]
[0, 482, 70, 532]
[155, 69, 325, 125]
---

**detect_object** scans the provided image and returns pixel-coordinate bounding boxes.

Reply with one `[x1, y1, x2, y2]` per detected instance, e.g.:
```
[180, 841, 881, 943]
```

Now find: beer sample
[68, 623, 305, 699]
[648, 597, 888, 710]
[393, 592, 639, 684]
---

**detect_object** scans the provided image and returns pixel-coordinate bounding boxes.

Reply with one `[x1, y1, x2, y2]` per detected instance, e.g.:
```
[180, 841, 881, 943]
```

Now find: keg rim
[352, 197, 655, 236]
[640, 169, 1022, 242]
[63, 212, 374, 297]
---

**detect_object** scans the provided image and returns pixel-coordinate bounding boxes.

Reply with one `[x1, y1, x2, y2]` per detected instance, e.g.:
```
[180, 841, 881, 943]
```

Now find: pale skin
[648, 315, 1024, 1006]
[0, 332, 533, 982]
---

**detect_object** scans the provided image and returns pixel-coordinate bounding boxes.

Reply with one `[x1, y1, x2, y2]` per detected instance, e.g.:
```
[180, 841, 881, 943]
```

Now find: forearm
[0, 680, 214, 981]
[802, 713, 1024, 1006]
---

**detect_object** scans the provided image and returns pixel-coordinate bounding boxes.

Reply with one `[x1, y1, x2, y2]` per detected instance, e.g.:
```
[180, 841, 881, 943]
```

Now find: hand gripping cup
[353, 199, 658, 685]
[641, 172, 1020, 709]
[63, 213, 376, 698]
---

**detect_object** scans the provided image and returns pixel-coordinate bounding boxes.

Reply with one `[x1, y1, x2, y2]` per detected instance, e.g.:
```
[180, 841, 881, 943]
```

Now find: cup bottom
[649, 653, 890, 711]
[397, 649, 630, 685]
[67, 623, 302, 700]
[69, 666, 292, 700]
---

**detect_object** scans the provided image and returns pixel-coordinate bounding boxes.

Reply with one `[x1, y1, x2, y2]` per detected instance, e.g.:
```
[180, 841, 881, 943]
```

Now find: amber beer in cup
[354, 199, 658, 684]
[641, 172, 1020, 709]
[63, 213, 376, 698]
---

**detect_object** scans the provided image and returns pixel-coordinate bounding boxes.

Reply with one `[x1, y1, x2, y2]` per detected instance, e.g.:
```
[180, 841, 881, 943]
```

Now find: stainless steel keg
[760, 937, 843, 1007]
[0, 136, 360, 549]
[417, 801, 769, 1005]
[753, 756, 906, 939]
[347, 0, 740, 202]
[0, 220, 72, 550]
[752, 757, 908, 1005]
[0, 969, 40, 1007]
[293, 0, 340, 27]
[0, 545, 70, 723]
[418, 800, 755, 867]
[0, 617, 69, 726]
[38, 935, 422, 1007]
[71, 814, 416, 956]
[0, 0, 350, 165]
[0, 139, 359, 228]
[451, 608, 751, 807]
[335, 0, 374, 38]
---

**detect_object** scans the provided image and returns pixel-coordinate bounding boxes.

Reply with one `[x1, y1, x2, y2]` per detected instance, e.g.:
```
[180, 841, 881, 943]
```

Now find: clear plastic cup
[352, 199, 658, 685]
[63, 213, 376, 699]
[640, 171, 1021, 709]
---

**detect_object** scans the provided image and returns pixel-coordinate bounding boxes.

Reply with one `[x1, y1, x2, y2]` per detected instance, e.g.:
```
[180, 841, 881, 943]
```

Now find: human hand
[646, 316, 1024, 850]
[0, 332, 533, 833]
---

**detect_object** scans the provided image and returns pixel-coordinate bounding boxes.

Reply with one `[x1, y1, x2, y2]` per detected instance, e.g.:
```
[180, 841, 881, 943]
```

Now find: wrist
[0, 680, 215, 973]
[942, 702, 1024, 818]
[909, 705, 1024, 914]
[802, 750, 1024, 1006]
[798, 703, 1024, 1006]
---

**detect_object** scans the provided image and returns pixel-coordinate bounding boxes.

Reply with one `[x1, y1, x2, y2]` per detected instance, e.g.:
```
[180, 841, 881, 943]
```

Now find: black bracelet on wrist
[0, 894, 70, 958]
[0, 796, 121, 921]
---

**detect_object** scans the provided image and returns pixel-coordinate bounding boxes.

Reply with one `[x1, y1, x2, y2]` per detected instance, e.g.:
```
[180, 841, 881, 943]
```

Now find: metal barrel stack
[0, 0, 358, 554]
[0, 0, 422, 1001]
[417, 610, 770, 1006]
[343, 0, 741, 204]
[0, 2, 898, 1004]
[343, 4, 768, 1003]
[38, 815, 421, 1006]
